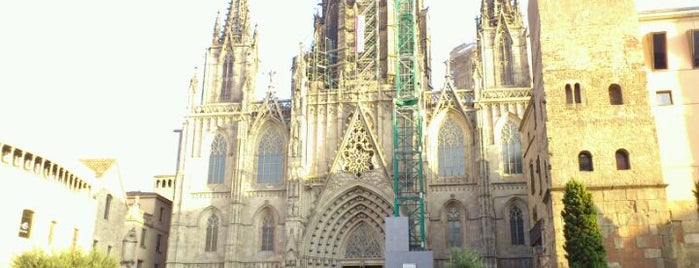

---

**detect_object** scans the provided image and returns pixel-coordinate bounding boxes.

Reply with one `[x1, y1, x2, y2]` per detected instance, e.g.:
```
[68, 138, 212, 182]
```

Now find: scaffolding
[392, 0, 425, 250]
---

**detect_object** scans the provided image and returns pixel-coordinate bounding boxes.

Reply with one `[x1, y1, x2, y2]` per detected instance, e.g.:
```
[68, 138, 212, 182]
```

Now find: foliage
[561, 179, 607, 268]
[693, 181, 699, 212]
[446, 247, 485, 268]
[11, 248, 118, 268]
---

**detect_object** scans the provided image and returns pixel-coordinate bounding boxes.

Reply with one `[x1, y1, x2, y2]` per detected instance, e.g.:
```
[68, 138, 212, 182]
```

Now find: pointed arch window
[502, 121, 522, 174]
[257, 130, 283, 184]
[261, 213, 274, 251]
[578, 151, 593, 171]
[446, 206, 463, 248]
[208, 134, 226, 184]
[498, 33, 514, 86]
[438, 119, 466, 177]
[205, 215, 219, 252]
[220, 55, 234, 101]
[616, 149, 630, 170]
[345, 223, 382, 258]
[510, 206, 525, 245]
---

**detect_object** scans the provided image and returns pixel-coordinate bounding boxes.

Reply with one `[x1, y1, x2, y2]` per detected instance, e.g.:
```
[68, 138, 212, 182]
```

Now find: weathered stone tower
[523, 0, 670, 267]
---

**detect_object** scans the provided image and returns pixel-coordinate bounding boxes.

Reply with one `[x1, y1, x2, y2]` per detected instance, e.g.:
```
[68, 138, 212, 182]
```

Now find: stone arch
[300, 186, 392, 265]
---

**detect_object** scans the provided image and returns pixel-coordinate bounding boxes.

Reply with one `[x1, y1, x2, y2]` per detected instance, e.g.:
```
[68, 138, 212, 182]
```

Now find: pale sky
[0, 1, 693, 191]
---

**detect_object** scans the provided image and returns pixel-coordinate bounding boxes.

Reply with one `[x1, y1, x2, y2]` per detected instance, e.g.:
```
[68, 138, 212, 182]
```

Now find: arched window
[616, 149, 630, 170]
[501, 121, 522, 174]
[261, 213, 274, 251]
[565, 84, 573, 104]
[257, 130, 283, 184]
[578, 151, 593, 171]
[498, 33, 514, 86]
[438, 119, 466, 177]
[220, 55, 233, 101]
[345, 223, 382, 258]
[510, 206, 525, 245]
[446, 206, 463, 248]
[205, 215, 219, 252]
[609, 84, 623, 105]
[574, 83, 582, 104]
[208, 134, 226, 184]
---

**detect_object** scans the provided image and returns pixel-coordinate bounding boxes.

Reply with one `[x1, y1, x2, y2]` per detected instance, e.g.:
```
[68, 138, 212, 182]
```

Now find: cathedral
[164, 0, 699, 266]
[166, 0, 533, 267]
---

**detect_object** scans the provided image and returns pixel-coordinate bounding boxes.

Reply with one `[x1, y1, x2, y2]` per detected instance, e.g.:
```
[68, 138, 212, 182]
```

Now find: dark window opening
[609, 84, 623, 105]
[574, 83, 582, 104]
[578, 151, 593, 171]
[692, 30, 699, 68]
[616, 149, 630, 170]
[565, 84, 573, 104]
[652, 32, 668, 70]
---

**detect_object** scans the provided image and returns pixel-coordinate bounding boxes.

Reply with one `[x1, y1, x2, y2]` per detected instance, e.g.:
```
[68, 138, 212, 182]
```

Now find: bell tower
[198, 0, 259, 105]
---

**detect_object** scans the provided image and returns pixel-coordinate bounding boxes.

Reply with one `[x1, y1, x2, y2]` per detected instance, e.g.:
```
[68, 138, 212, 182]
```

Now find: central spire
[221, 0, 250, 44]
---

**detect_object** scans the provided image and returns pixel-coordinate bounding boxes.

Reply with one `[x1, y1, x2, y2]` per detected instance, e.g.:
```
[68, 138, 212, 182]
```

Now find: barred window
[208, 134, 226, 184]
[205, 215, 219, 252]
[502, 121, 522, 174]
[438, 119, 466, 177]
[257, 130, 283, 184]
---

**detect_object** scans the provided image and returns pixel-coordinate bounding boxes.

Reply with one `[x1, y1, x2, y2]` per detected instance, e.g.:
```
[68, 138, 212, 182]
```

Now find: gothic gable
[329, 105, 388, 179]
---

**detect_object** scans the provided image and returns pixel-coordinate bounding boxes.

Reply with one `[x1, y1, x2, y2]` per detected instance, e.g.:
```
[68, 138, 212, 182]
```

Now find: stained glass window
[502, 121, 522, 174]
[510, 206, 525, 245]
[205, 215, 219, 252]
[438, 119, 466, 177]
[261, 213, 274, 251]
[208, 134, 226, 184]
[446, 206, 462, 248]
[257, 130, 283, 184]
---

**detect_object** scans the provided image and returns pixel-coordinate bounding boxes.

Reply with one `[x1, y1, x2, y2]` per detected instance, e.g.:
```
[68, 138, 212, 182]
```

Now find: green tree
[446, 247, 485, 268]
[561, 179, 607, 268]
[12, 248, 118, 268]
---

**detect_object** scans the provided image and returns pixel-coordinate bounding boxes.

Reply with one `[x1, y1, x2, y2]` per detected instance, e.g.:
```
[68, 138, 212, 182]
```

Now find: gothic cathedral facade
[167, 1, 534, 267]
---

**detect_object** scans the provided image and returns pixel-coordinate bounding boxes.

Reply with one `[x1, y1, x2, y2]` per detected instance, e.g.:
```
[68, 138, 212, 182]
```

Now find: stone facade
[167, 1, 533, 267]
[522, 0, 699, 267]
[122, 192, 172, 268]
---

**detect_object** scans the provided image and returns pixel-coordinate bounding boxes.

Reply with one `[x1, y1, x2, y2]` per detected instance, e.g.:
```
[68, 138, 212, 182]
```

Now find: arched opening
[616, 149, 630, 170]
[609, 84, 623, 105]
[578, 151, 593, 171]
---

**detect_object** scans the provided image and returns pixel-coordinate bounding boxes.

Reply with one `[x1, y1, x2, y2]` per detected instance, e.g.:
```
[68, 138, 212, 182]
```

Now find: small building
[122, 191, 172, 268]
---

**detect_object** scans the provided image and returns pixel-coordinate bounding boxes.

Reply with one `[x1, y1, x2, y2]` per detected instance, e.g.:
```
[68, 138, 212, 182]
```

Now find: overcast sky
[0, 1, 693, 191]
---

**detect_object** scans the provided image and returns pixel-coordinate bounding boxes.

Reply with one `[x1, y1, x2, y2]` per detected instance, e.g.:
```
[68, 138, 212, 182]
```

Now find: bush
[446, 247, 485, 268]
[12, 248, 118, 268]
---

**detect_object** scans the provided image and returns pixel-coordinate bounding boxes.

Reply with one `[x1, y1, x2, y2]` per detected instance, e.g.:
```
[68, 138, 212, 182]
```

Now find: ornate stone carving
[341, 117, 375, 177]
[345, 223, 382, 258]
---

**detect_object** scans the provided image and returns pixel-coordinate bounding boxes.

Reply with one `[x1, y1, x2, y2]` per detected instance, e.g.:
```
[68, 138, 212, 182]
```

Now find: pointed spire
[222, 0, 250, 44]
[212, 10, 222, 45]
